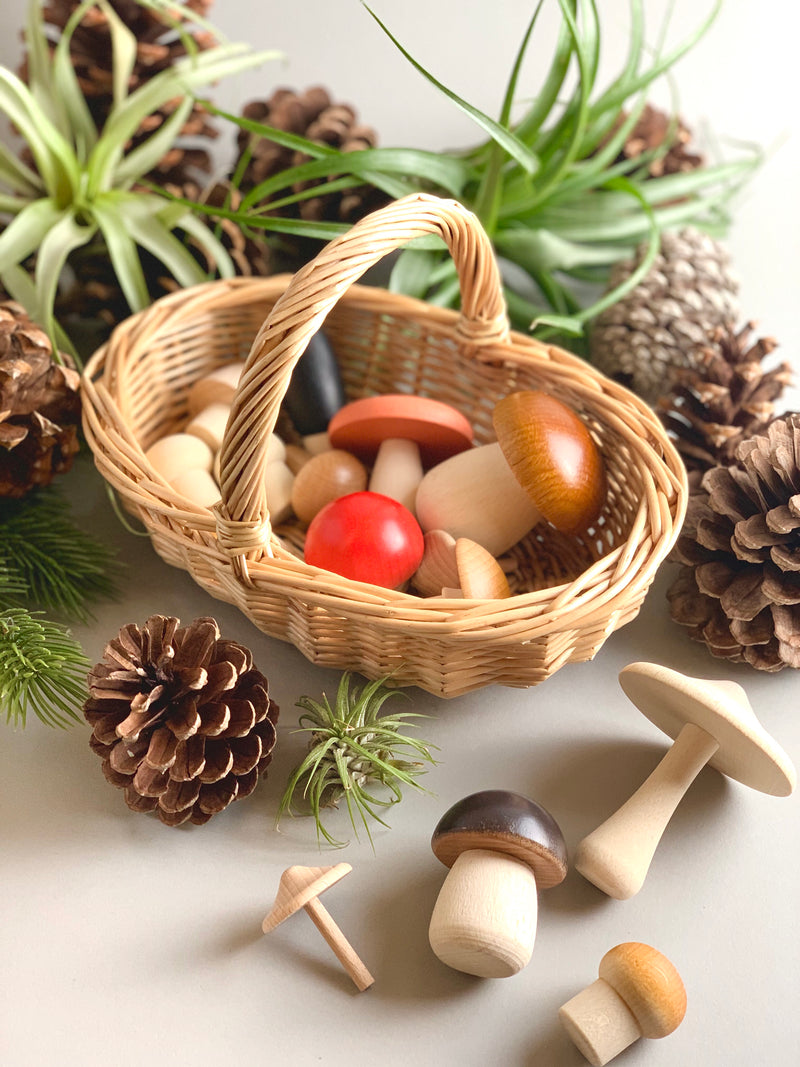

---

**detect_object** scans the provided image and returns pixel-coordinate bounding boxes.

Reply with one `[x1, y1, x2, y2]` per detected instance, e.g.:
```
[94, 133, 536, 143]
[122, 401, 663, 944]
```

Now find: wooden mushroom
[282, 329, 347, 436]
[574, 661, 797, 900]
[262, 863, 374, 992]
[187, 361, 245, 417]
[290, 449, 368, 524]
[559, 942, 687, 1066]
[328, 394, 473, 514]
[415, 390, 606, 556]
[428, 790, 567, 978]
[455, 538, 511, 599]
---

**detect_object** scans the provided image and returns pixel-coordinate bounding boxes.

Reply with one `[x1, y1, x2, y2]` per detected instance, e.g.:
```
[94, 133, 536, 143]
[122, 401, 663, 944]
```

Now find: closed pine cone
[233, 86, 389, 264]
[28, 0, 219, 185]
[658, 323, 792, 483]
[83, 615, 279, 826]
[590, 228, 740, 403]
[667, 414, 800, 671]
[0, 301, 80, 497]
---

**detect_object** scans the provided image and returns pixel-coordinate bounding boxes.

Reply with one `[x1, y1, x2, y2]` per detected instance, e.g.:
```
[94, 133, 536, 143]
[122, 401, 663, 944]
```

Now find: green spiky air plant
[278, 672, 437, 847]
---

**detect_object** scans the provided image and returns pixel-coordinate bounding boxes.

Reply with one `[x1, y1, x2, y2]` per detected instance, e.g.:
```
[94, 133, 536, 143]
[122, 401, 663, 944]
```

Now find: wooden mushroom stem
[298, 894, 374, 993]
[574, 722, 720, 900]
[416, 442, 540, 557]
[368, 438, 424, 513]
[428, 848, 539, 979]
[559, 977, 646, 1065]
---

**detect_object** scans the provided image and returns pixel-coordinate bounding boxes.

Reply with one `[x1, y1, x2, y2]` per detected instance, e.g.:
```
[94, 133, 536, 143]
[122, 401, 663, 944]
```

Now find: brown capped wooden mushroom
[559, 942, 687, 1065]
[290, 449, 368, 524]
[428, 790, 567, 978]
[415, 390, 606, 556]
[574, 661, 796, 899]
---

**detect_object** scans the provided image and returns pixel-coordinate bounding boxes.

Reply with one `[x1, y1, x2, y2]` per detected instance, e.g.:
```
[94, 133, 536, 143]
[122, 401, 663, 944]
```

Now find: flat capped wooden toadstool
[428, 789, 567, 978]
[574, 661, 796, 900]
[328, 394, 473, 513]
[415, 390, 607, 557]
[558, 942, 687, 1065]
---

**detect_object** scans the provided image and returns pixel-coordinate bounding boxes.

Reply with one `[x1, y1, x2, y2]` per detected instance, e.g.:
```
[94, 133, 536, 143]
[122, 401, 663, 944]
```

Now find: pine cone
[0, 301, 81, 497]
[589, 228, 740, 403]
[667, 414, 800, 671]
[83, 615, 280, 826]
[658, 323, 793, 483]
[25, 0, 219, 186]
[232, 86, 390, 266]
[596, 104, 703, 178]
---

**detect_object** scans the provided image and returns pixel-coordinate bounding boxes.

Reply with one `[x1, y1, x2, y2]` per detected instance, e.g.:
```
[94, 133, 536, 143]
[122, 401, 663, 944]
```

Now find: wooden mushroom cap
[455, 538, 511, 599]
[262, 863, 352, 932]
[619, 662, 796, 796]
[328, 394, 474, 466]
[598, 942, 687, 1039]
[290, 449, 368, 524]
[492, 390, 606, 535]
[431, 789, 567, 889]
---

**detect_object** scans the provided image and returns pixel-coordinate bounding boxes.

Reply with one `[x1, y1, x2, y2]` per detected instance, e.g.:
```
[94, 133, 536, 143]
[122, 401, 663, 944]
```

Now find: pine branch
[0, 608, 89, 727]
[0, 489, 119, 622]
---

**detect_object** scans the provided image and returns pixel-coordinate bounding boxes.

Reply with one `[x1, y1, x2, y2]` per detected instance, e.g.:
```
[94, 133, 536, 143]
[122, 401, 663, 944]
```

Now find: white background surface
[1, 3, 799, 1066]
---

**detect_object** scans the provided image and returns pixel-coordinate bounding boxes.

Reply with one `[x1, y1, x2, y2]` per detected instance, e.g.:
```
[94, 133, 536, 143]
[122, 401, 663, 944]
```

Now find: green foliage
[0, 0, 277, 360]
[0, 489, 119, 623]
[278, 672, 437, 848]
[207, 1, 758, 340]
[0, 608, 89, 727]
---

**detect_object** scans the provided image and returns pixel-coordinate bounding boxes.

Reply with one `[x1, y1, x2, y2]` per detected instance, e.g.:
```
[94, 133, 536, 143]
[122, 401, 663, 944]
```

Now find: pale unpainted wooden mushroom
[415, 390, 606, 557]
[187, 361, 246, 416]
[428, 790, 567, 978]
[559, 942, 687, 1065]
[262, 863, 373, 992]
[574, 661, 796, 900]
[328, 394, 473, 514]
[290, 449, 369, 524]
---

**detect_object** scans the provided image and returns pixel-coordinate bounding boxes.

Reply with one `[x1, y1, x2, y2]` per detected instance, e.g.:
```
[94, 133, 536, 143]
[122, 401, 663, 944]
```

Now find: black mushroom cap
[431, 789, 568, 889]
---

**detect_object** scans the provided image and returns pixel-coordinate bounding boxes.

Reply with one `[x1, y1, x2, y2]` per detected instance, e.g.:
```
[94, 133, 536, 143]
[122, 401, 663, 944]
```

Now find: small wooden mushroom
[559, 942, 687, 1065]
[290, 449, 369, 524]
[184, 402, 231, 453]
[455, 538, 511, 599]
[428, 790, 567, 978]
[574, 661, 797, 900]
[282, 329, 347, 436]
[411, 530, 460, 596]
[262, 863, 374, 992]
[187, 361, 246, 416]
[328, 394, 473, 514]
[145, 433, 214, 483]
[415, 390, 606, 556]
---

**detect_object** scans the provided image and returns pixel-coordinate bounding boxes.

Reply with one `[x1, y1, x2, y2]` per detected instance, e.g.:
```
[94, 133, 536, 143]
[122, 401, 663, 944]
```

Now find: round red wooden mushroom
[303, 490, 424, 589]
[415, 390, 606, 557]
[327, 394, 473, 514]
[574, 661, 797, 900]
[428, 789, 567, 978]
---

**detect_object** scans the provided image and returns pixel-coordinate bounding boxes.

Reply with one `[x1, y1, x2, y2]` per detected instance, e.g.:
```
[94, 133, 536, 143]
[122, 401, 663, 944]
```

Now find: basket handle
[215, 193, 509, 564]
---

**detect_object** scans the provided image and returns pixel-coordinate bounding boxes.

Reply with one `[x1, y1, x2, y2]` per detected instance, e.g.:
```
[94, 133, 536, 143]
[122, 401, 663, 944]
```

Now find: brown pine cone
[658, 323, 793, 483]
[596, 103, 703, 178]
[589, 228, 740, 403]
[233, 86, 390, 266]
[0, 301, 81, 497]
[25, 0, 219, 185]
[83, 615, 280, 826]
[667, 414, 800, 671]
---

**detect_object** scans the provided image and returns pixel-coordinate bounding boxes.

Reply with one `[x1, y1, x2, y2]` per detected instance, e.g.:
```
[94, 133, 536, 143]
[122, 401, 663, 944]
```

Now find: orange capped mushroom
[415, 390, 607, 557]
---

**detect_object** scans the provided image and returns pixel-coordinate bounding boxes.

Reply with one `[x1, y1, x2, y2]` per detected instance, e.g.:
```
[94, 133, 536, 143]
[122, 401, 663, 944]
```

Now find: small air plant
[277, 672, 437, 848]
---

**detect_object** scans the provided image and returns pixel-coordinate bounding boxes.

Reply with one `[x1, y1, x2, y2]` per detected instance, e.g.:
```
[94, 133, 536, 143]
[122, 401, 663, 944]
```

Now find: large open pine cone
[590, 228, 740, 403]
[28, 0, 219, 185]
[667, 414, 800, 671]
[0, 301, 80, 497]
[84, 615, 279, 826]
[658, 323, 792, 484]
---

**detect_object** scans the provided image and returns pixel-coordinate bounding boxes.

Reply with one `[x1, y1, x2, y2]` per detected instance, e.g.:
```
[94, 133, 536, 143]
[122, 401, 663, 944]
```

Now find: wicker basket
[82, 193, 687, 698]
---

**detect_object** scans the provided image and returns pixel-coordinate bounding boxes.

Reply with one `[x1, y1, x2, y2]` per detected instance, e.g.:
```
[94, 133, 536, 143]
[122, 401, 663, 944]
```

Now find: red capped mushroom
[415, 390, 607, 557]
[328, 394, 473, 514]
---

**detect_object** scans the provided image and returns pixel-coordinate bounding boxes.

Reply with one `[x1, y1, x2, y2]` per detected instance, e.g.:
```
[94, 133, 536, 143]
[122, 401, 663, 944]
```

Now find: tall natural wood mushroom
[574, 661, 796, 900]
[415, 390, 606, 556]
[428, 790, 567, 978]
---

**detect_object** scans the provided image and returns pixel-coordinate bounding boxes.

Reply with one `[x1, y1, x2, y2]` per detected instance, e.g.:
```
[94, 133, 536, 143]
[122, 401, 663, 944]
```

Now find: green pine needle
[0, 489, 120, 623]
[0, 607, 89, 727]
[277, 672, 437, 848]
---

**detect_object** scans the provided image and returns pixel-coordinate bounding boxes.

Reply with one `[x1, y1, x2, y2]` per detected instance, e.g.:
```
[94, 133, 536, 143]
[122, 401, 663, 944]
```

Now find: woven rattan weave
[82, 194, 687, 697]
